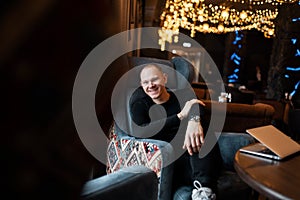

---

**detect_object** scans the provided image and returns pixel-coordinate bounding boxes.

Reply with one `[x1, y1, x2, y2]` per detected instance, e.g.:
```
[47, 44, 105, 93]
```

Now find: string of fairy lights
[158, 0, 299, 51]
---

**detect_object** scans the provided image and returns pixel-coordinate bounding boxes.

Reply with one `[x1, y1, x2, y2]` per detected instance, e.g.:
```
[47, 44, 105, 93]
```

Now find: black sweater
[129, 87, 204, 142]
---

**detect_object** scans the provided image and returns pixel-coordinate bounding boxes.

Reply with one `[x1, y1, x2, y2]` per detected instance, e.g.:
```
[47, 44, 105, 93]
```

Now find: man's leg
[189, 143, 222, 193]
[172, 151, 192, 193]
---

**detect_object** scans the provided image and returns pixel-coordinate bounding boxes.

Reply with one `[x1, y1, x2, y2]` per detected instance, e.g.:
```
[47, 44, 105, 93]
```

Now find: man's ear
[163, 73, 168, 84]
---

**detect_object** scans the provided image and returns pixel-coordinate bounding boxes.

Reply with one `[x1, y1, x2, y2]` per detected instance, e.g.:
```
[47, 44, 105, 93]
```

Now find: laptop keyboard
[260, 148, 277, 156]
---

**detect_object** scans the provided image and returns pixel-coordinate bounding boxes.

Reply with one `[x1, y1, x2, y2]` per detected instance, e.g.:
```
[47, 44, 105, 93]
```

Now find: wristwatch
[189, 115, 201, 122]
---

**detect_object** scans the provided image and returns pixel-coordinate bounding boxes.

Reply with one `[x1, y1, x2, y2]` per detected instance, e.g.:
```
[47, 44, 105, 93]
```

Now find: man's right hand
[182, 120, 204, 155]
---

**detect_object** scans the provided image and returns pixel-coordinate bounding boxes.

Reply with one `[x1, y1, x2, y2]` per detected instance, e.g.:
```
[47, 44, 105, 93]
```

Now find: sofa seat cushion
[218, 132, 255, 170]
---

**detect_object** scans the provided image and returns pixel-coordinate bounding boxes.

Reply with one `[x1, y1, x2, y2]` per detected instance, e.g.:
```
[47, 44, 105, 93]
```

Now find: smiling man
[129, 63, 222, 200]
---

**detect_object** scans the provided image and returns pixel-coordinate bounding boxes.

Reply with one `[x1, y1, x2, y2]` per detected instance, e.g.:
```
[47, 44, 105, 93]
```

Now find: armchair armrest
[81, 165, 158, 200]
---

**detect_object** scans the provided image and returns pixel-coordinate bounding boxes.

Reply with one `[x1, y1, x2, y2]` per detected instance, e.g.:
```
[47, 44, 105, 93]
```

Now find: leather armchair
[81, 165, 158, 200]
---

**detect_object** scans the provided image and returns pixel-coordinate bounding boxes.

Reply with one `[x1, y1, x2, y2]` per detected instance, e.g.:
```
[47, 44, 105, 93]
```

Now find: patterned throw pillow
[106, 124, 163, 178]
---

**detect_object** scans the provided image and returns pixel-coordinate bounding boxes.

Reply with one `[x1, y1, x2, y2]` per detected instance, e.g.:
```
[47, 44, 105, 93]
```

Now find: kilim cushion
[106, 124, 163, 178]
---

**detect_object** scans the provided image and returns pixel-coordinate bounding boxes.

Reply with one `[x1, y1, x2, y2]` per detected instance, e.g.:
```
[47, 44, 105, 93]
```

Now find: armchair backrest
[171, 56, 195, 89]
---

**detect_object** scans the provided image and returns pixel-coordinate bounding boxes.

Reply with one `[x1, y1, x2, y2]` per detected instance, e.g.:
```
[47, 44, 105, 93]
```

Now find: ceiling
[143, 0, 166, 26]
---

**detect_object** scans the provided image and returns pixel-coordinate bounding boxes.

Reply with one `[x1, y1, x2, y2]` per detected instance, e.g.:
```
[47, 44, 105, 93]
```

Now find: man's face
[140, 65, 167, 100]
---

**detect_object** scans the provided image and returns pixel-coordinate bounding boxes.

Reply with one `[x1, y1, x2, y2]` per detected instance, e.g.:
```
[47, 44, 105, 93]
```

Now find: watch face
[189, 115, 201, 122]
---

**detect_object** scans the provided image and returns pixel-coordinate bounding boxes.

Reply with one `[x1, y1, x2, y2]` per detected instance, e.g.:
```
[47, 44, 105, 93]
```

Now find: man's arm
[175, 89, 205, 155]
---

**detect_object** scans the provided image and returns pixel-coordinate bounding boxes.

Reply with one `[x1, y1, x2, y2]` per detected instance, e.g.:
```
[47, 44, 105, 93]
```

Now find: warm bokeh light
[158, 0, 299, 50]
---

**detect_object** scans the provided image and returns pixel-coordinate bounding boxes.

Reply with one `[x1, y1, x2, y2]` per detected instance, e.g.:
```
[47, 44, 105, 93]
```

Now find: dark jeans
[172, 142, 222, 193]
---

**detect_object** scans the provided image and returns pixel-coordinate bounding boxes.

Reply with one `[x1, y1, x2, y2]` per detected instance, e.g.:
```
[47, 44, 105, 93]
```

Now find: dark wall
[2, 1, 129, 199]
[244, 30, 273, 91]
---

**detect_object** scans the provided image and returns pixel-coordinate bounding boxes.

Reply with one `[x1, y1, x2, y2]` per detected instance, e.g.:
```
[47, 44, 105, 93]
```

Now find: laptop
[239, 125, 300, 160]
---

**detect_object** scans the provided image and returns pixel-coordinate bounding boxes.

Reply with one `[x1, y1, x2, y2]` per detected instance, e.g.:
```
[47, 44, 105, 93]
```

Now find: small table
[234, 149, 300, 200]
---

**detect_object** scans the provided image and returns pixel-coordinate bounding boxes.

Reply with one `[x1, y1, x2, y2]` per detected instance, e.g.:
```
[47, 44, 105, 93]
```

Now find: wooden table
[234, 150, 300, 200]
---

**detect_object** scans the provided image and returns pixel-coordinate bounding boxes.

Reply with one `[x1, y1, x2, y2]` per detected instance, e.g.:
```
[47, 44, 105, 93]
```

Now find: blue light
[233, 59, 240, 65]
[232, 31, 243, 45]
[290, 81, 300, 97]
[295, 49, 300, 57]
[291, 38, 297, 45]
[228, 79, 237, 83]
[230, 53, 241, 60]
[285, 74, 290, 78]
[228, 31, 244, 84]
[228, 74, 238, 79]
[290, 90, 296, 96]
[286, 67, 300, 71]
[292, 17, 300, 22]
[295, 81, 300, 89]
